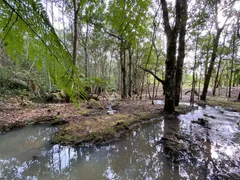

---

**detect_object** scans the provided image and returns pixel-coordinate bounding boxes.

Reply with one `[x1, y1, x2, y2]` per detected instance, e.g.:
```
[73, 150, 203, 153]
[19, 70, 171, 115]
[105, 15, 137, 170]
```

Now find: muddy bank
[52, 112, 162, 146]
[0, 113, 67, 133]
[51, 102, 196, 146]
[0, 99, 162, 134]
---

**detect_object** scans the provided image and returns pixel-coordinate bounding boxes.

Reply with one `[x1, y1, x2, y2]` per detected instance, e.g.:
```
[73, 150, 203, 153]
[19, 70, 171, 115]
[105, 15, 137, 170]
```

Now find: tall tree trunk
[212, 37, 226, 96]
[120, 40, 127, 98]
[212, 59, 222, 96]
[204, 32, 212, 79]
[164, 34, 178, 112]
[132, 42, 140, 96]
[229, 24, 237, 98]
[190, 33, 199, 106]
[201, 0, 233, 100]
[72, 0, 79, 66]
[201, 30, 222, 100]
[128, 45, 132, 97]
[62, 0, 66, 44]
[175, 0, 187, 106]
[84, 23, 89, 78]
[161, 0, 181, 112]
[152, 47, 160, 104]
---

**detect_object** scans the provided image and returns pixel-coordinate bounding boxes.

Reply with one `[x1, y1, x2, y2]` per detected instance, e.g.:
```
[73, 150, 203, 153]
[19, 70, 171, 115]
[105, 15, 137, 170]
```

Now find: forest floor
[0, 87, 239, 146]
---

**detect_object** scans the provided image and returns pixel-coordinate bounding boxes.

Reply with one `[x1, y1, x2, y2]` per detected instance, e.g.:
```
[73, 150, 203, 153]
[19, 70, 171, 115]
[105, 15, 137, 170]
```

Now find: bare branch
[139, 65, 165, 85]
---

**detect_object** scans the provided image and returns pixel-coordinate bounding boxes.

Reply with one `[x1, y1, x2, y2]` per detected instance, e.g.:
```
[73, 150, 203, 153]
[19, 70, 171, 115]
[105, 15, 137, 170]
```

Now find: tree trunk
[200, 30, 222, 100]
[204, 32, 211, 79]
[213, 34, 227, 96]
[164, 35, 178, 112]
[200, 0, 233, 100]
[228, 24, 237, 98]
[84, 23, 89, 78]
[190, 32, 199, 106]
[62, 0, 66, 44]
[128, 45, 132, 97]
[120, 40, 127, 99]
[161, 0, 181, 112]
[213, 57, 223, 96]
[72, 0, 79, 66]
[175, 0, 187, 106]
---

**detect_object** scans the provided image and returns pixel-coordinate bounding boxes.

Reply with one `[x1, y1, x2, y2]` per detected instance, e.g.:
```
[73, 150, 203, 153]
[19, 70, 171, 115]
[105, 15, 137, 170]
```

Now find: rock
[51, 119, 68, 126]
[203, 114, 216, 119]
[192, 118, 208, 126]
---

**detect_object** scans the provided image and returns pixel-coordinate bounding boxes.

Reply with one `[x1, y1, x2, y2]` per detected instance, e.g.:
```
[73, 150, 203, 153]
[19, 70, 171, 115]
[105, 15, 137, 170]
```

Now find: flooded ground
[0, 105, 239, 179]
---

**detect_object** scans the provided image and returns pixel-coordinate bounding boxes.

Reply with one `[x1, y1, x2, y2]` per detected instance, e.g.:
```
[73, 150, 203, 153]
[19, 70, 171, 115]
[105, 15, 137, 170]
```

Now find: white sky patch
[41, 0, 69, 30]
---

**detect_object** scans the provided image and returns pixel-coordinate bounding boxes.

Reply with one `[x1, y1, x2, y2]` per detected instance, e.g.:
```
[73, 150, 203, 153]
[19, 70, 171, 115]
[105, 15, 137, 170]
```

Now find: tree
[72, 0, 79, 66]
[105, 0, 151, 99]
[160, 0, 181, 112]
[175, 0, 188, 106]
[200, 0, 234, 100]
[228, 22, 238, 97]
[212, 30, 228, 96]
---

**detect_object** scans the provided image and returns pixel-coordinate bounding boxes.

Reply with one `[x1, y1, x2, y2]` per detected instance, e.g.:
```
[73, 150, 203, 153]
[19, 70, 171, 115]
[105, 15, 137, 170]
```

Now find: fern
[0, 0, 85, 100]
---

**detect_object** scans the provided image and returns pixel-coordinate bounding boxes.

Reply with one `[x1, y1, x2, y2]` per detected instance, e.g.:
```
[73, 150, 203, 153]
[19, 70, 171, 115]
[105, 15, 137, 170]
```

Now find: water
[0, 106, 239, 179]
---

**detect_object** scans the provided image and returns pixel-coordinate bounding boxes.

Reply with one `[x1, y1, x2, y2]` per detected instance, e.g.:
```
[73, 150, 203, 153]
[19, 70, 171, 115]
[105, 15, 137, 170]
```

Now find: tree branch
[139, 65, 165, 85]
[173, 0, 181, 33]
[160, 0, 171, 35]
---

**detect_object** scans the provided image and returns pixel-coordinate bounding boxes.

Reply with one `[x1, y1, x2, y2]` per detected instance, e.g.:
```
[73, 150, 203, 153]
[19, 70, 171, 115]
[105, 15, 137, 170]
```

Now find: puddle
[0, 106, 239, 179]
[154, 100, 198, 107]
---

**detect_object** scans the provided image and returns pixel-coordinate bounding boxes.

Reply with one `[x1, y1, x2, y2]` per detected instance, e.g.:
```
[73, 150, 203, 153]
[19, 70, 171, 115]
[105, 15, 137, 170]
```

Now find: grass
[201, 96, 240, 111]
[52, 113, 157, 146]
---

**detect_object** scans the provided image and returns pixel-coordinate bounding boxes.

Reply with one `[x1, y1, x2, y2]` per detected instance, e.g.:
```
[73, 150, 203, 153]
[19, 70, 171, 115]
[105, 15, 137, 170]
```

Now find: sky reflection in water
[0, 105, 239, 179]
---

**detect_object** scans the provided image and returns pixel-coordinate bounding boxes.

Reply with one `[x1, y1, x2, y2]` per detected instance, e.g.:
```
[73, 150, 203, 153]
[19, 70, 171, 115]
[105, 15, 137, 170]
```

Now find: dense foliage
[0, 0, 239, 108]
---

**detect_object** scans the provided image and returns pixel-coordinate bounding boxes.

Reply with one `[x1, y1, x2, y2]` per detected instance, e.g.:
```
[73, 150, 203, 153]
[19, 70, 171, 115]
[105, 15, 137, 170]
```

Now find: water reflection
[0, 106, 239, 179]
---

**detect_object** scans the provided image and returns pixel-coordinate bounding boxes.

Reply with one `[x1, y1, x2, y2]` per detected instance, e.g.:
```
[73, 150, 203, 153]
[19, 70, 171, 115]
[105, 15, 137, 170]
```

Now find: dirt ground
[0, 87, 239, 145]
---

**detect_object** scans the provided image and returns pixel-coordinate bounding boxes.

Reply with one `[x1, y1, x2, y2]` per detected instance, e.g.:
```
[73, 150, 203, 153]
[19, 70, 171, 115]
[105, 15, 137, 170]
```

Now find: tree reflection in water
[0, 106, 239, 179]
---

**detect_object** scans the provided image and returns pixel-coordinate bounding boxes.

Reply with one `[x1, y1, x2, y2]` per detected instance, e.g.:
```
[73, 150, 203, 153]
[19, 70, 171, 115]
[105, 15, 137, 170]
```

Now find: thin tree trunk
[229, 25, 236, 98]
[120, 40, 127, 98]
[201, 1, 233, 100]
[152, 37, 161, 104]
[175, 0, 187, 106]
[155, 81, 160, 97]
[190, 33, 199, 106]
[128, 45, 133, 97]
[62, 0, 66, 44]
[84, 23, 89, 78]
[204, 32, 211, 78]
[201, 30, 222, 100]
[212, 33, 226, 96]
[72, 0, 79, 66]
